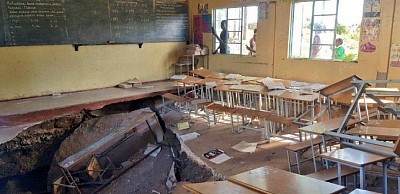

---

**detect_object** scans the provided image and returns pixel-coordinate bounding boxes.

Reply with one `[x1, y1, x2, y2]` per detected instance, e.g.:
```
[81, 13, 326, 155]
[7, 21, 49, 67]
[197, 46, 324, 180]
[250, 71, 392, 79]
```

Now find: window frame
[213, 6, 258, 56]
[289, 0, 359, 61]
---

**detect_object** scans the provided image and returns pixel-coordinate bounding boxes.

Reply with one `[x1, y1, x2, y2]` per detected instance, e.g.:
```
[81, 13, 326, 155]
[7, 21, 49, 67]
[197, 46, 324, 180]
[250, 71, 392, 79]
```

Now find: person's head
[221, 20, 227, 30]
[336, 38, 343, 46]
[253, 29, 257, 41]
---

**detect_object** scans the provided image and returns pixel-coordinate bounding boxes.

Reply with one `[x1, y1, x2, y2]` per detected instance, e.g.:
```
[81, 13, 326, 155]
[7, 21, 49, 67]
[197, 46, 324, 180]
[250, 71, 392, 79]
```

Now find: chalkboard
[0, 0, 188, 46]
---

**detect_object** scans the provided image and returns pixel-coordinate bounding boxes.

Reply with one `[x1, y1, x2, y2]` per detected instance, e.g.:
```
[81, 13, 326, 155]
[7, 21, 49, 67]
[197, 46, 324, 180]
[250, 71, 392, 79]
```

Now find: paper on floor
[232, 141, 257, 153]
[144, 144, 161, 157]
[180, 132, 200, 142]
[209, 153, 232, 164]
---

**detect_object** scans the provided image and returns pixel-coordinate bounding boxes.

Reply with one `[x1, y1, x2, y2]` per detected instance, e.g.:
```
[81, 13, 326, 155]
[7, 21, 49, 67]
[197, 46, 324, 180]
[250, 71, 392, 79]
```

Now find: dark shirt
[219, 30, 228, 54]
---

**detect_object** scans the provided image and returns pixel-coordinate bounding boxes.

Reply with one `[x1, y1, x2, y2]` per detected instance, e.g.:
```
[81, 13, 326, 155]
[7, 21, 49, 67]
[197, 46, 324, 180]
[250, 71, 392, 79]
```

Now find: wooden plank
[346, 126, 400, 138]
[228, 166, 346, 194]
[0, 80, 176, 126]
[319, 148, 392, 167]
[183, 181, 262, 194]
[278, 91, 319, 102]
[318, 75, 363, 97]
[177, 76, 203, 85]
[299, 117, 361, 135]
[306, 166, 358, 182]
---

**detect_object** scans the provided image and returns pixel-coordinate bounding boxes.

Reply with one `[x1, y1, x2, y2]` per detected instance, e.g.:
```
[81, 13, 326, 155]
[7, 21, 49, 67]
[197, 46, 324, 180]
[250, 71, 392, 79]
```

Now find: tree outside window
[289, 0, 363, 61]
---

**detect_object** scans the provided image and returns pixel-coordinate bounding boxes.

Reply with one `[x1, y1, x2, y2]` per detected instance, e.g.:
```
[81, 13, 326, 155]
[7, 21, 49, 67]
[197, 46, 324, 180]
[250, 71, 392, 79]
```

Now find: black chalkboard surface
[0, 0, 188, 46]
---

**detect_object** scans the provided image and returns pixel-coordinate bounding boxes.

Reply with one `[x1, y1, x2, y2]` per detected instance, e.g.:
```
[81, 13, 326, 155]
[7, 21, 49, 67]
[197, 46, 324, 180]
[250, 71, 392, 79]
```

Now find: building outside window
[289, 0, 363, 61]
[213, 6, 258, 56]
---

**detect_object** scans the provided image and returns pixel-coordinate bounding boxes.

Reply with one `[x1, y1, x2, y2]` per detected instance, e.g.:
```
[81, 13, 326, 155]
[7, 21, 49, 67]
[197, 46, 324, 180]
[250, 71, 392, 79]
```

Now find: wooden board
[299, 117, 361, 135]
[318, 75, 363, 97]
[184, 181, 262, 194]
[346, 126, 400, 138]
[228, 166, 346, 194]
[319, 148, 392, 167]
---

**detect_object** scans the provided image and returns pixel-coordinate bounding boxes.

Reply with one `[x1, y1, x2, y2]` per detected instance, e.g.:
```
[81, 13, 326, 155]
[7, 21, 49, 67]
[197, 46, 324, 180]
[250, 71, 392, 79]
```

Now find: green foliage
[336, 24, 348, 35]
[343, 53, 357, 61]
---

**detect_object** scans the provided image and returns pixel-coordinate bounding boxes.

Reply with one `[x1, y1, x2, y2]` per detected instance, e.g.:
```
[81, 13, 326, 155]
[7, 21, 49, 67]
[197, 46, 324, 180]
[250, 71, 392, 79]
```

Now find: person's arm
[211, 27, 225, 43]
[246, 45, 256, 53]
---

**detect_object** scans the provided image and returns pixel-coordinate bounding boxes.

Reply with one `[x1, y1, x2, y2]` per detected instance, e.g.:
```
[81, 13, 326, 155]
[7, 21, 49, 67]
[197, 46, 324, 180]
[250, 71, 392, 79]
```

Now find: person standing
[246, 29, 257, 56]
[334, 38, 345, 60]
[212, 20, 229, 54]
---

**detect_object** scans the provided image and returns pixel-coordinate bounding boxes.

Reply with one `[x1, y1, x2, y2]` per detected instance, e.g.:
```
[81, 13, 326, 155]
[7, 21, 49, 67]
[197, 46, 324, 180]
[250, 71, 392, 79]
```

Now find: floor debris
[231, 141, 258, 153]
[204, 149, 232, 164]
[144, 143, 161, 157]
[179, 132, 200, 142]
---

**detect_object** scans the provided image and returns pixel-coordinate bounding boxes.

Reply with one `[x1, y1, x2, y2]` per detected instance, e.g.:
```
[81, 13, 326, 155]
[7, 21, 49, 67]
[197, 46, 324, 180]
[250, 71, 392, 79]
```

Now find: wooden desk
[275, 91, 319, 122]
[184, 181, 260, 194]
[366, 120, 400, 128]
[228, 166, 346, 194]
[346, 126, 400, 138]
[191, 68, 216, 78]
[177, 76, 203, 85]
[214, 85, 243, 107]
[176, 76, 203, 97]
[299, 117, 361, 171]
[318, 75, 363, 97]
[299, 117, 360, 135]
[320, 148, 393, 193]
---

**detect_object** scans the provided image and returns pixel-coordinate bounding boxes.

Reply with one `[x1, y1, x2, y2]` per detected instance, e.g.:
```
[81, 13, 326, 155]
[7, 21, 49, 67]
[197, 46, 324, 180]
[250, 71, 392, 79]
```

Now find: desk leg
[360, 166, 366, 189]
[338, 163, 342, 185]
[310, 136, 317, 172]
[383, 161, 388, 194]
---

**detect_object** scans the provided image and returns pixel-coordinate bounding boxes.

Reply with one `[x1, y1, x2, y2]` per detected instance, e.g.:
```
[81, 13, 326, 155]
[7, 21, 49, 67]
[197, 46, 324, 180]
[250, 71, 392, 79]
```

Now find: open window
[213, 6, 258, 56]
[289, 0, 363, 61]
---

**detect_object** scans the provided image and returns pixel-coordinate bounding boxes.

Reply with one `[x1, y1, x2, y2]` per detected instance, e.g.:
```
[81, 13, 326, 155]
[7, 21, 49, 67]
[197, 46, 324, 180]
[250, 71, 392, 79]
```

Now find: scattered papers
[290, 81, 309, 87]
[225, 73, 243, 80]
[230, 84, 264, 92]
[177, 122, 190, 130]
[299, 86, 314, 95]
[180, 132, 200, 142]
[205, 82, 217, 89]
[268, 90, 286, 96]
[171, 74, 187, 80]
[224, 80, 242, 85]
[118, 83, 132, 89]
[309, 83, 328, 91]
[209, 154, 232, 164]
[203, 149, 232, 164]
[144, 144, 161, 157]
[264, 81, 286, 90]
[232, 141, 257, 153]
[241, 76, 258, 82]
[126, 78, 140, 84]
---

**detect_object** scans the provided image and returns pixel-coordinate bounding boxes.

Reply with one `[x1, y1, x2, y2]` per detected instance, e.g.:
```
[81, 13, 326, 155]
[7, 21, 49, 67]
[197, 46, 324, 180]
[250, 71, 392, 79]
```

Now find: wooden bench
[161, 93, 193, 118]
[306, 166, 359, 184]
[285, 136, 326, 174]
[205, 103, 238, 133]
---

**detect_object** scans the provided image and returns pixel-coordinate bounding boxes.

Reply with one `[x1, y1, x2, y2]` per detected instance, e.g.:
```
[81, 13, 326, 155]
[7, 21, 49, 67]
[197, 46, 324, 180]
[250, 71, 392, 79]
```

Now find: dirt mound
[0, 112, 87, 178]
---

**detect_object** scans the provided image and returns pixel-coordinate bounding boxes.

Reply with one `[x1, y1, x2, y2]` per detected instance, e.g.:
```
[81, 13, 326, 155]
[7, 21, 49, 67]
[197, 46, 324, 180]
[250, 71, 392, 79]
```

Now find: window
[289, 0, 363, 61]
[213, 6, 258, 56]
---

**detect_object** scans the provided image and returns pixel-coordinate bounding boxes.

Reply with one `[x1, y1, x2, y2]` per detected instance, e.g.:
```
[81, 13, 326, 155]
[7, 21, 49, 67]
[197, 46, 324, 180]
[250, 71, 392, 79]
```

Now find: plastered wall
[0, 42, 186, 100]
[189, 0, 398, 85]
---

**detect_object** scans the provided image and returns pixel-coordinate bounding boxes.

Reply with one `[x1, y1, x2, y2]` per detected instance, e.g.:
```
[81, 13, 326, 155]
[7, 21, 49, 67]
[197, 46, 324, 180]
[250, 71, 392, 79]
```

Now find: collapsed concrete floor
[0, 98, 399, 193]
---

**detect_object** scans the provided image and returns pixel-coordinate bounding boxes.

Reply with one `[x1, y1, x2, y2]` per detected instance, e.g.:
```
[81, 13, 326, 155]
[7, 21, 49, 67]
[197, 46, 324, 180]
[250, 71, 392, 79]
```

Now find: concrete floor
[162, 109, 398, 194]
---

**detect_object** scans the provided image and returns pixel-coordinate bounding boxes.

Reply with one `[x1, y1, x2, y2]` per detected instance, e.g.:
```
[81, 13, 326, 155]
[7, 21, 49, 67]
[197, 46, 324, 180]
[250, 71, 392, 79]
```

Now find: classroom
[1, 0, 400, 193]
